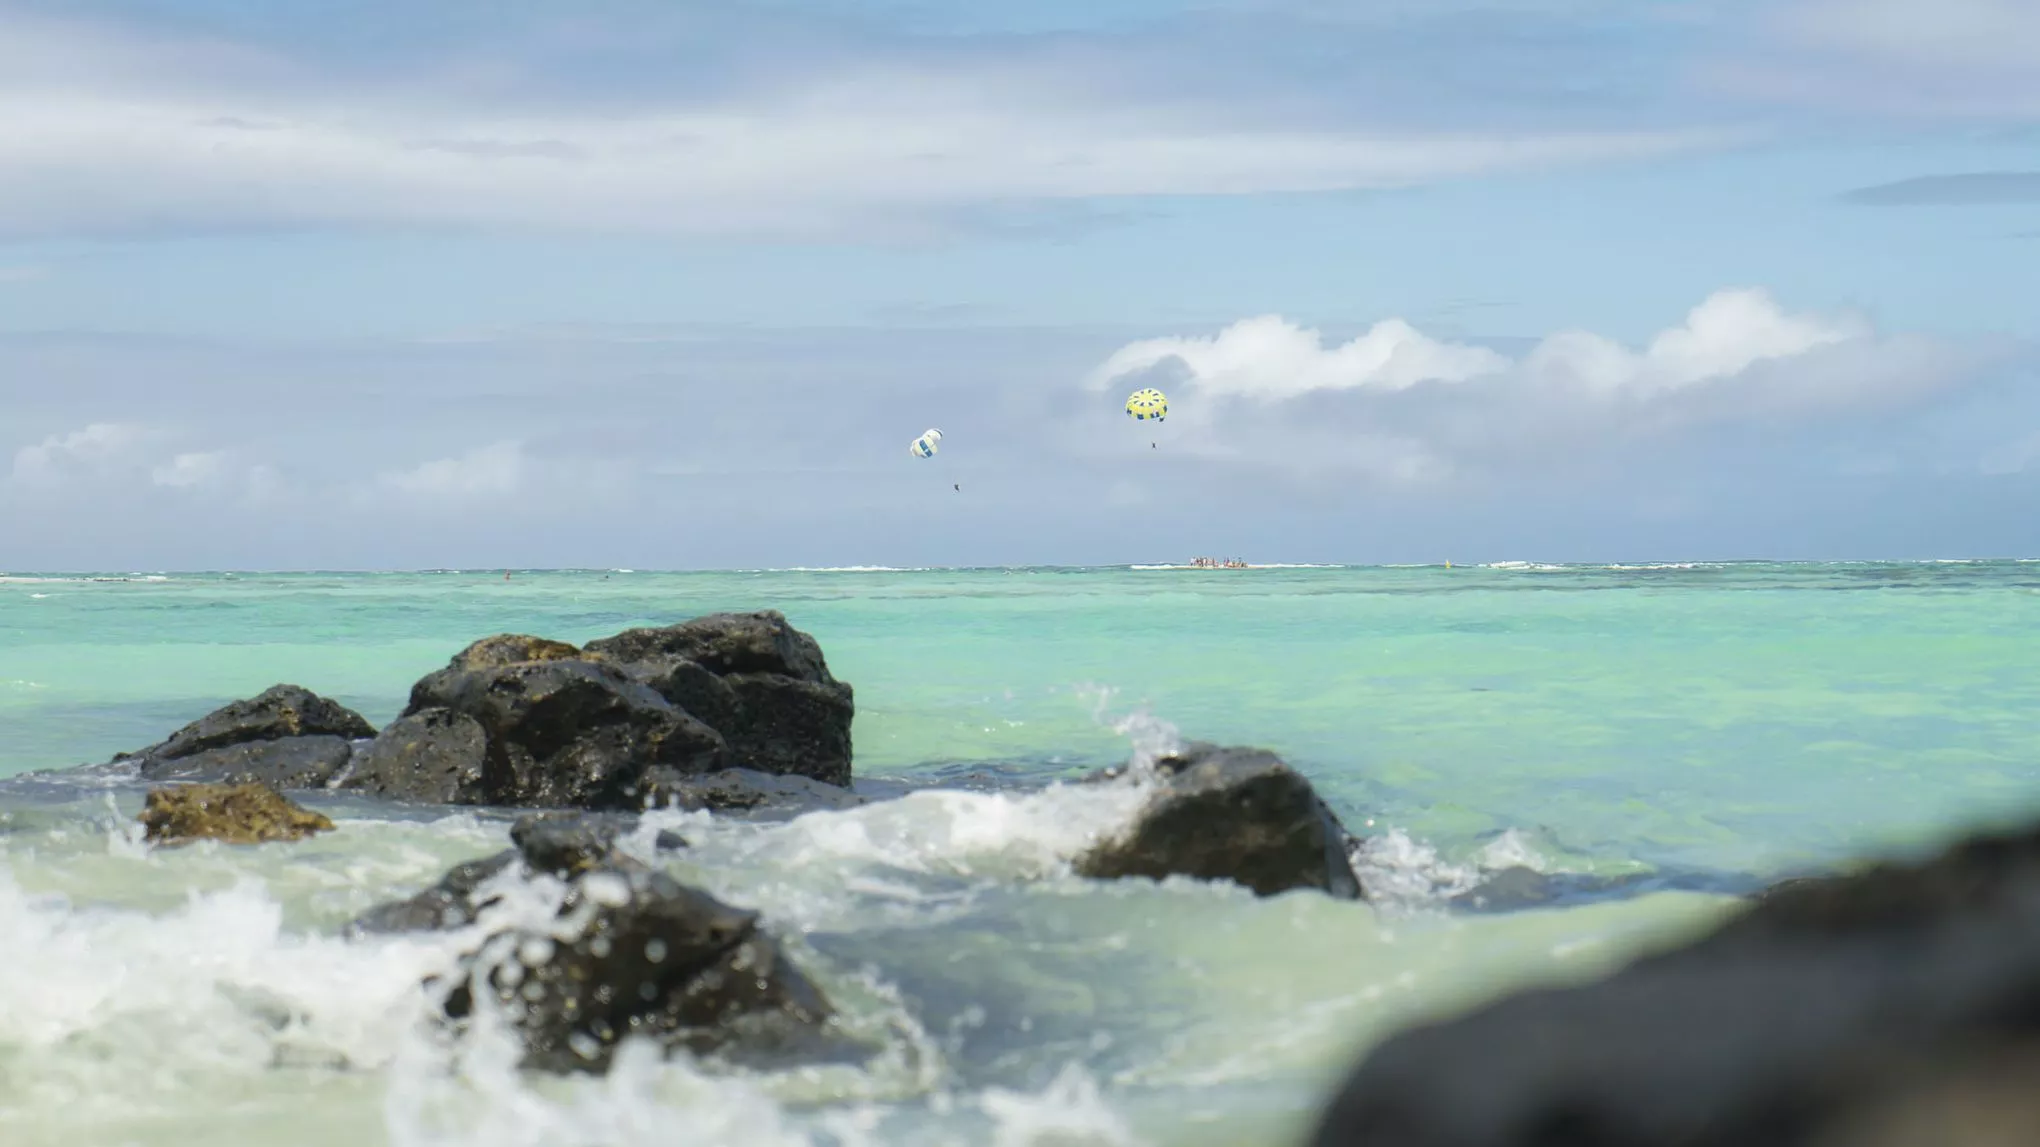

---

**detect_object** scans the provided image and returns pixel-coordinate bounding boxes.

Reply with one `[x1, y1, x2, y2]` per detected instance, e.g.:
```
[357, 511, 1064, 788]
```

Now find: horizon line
[6, 557, 2039, 577]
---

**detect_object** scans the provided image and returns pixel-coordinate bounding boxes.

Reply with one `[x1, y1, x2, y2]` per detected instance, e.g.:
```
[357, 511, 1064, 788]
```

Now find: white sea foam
[980, 1063, 1143, 1147]
[1074, 684, 1182, 771]
[0, 869, 460, 1090]
[1350, 827, 1556, 913]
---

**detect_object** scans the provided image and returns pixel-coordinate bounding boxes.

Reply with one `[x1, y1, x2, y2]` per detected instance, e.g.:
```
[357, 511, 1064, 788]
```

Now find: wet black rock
[1076, 744, 1363, 900]
[641, 766, 866, 821]
[338, 708, 490, 804]
[122, 685, 376, 788]
[584, 611, 854, 787]
[509, 810, 645, 877]
[346, 817, 858, 1073]
[140, 734, 357, 789]
[1307, 821, 2040, 1147]
[359, 636, 728, 809]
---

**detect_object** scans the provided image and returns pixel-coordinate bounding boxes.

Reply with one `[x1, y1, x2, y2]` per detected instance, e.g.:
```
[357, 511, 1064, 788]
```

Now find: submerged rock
[347, 815, 857, 1073]
[121, 684, 375, 788]
[1076, 744, 1363, 900]
[584, 611, 855, 787]
[1307, 821, 2040, 1147]
[641, 766, 866, 820]
[139, 781, 335, 845]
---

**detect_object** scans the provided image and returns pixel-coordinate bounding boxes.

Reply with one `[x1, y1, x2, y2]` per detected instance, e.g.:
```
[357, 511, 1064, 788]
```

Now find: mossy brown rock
[139, 782, 335, 845]
[449, 634, 586, 671]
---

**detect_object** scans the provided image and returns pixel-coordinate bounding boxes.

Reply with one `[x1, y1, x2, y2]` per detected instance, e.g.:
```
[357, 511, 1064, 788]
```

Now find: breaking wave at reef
[0, 703, 1708, 1147]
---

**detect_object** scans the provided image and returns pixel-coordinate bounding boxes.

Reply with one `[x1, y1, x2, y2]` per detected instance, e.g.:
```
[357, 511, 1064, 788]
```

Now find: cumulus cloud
[1089, 315, 1509, 398]
[1083, 287, 1984, 483]
[149, 450, 226, 488]
[0, 13, 1720, 240]
[8, 422, 160, 487]
[1095, 288, 1867, 402]
[376, 441, 525, 500]
[6, 424, 285, 507]
[1519, 288, 1867, 394]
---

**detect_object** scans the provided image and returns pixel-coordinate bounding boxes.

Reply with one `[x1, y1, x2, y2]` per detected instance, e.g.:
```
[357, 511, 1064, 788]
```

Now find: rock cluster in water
[105, 608, 2040, 1138]
[113, 607, 1369, 1076]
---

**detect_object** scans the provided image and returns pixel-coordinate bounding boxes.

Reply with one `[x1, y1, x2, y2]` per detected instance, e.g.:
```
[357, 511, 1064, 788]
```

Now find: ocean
[3, 562, 2038, 1146]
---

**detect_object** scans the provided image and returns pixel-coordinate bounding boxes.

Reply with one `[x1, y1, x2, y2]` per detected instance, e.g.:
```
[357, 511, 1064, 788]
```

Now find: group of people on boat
[1189, 557, 1249, 569]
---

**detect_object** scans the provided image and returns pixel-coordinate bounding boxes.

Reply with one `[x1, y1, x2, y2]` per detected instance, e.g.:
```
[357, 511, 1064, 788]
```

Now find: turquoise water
[3, 562, 2038, 1146]
[7, 562, 2040, 874]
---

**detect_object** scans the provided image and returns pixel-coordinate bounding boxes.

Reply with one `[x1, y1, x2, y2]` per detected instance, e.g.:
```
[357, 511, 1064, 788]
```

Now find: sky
[3, 0, 2040, 569]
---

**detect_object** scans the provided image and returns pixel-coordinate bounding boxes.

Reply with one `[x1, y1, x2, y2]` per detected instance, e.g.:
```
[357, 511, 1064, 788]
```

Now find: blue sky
[2, 0, 2039, 568]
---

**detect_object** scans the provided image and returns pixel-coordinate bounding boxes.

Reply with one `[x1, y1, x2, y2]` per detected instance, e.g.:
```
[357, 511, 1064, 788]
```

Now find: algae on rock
[139, 781, 335, 845]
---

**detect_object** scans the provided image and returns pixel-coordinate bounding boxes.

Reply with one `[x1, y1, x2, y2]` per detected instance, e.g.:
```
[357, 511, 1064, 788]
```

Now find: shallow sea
[3, 563, 2038, 1145]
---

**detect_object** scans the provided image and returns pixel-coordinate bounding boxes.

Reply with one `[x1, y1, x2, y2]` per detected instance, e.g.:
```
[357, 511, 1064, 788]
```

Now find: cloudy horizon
[3, 0, 2038, 570]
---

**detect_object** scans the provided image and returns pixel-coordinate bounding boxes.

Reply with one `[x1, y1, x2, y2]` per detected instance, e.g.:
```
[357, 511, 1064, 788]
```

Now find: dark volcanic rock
[641, 767, 866, 820]
[1308, 822, 2040, 1147]
[140, 734, 356, 789]
[140, 781, 335, 846]
[123, 684, 375, 771]
[347, 821, 857, 1073]
[384, 638, 727, 809]
[584, 611, 854, 787]
[509, 810, 644, 876]
[339, 708, 490, 803]
[348, 852, 521, 934]
[1076, 744, 1362, 900]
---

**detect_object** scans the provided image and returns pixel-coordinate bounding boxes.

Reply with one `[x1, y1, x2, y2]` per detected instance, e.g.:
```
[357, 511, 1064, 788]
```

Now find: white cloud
[0, 264, 44, 283]
[0, 15, 1723, 239]
[1082, 287, 1982, 483]
[1094, 288, 1867, 401]
[8, 422, 158, 487]
[149, 450, 226, 488]
[7, 425, 285, 505]
[1089, 315, 1510, 398]
[377, 441, 525, 500]
[1520, 287, 1867, 394]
